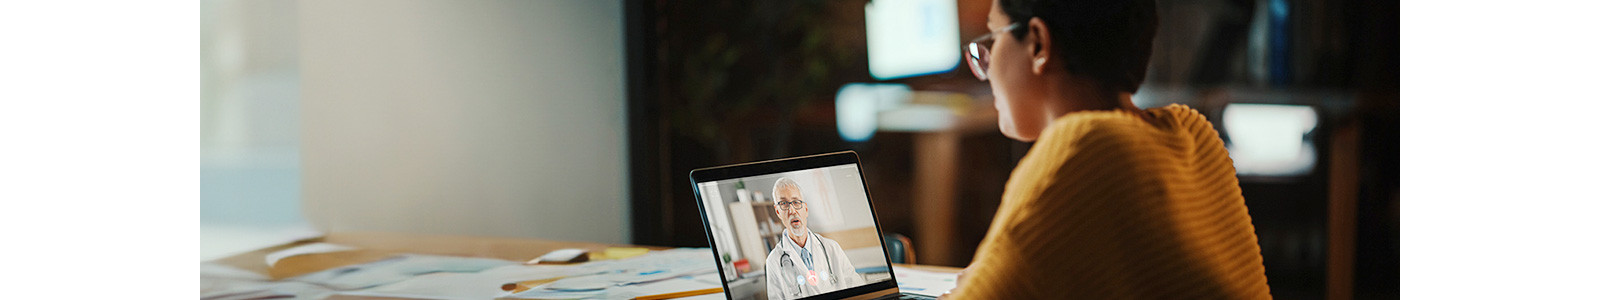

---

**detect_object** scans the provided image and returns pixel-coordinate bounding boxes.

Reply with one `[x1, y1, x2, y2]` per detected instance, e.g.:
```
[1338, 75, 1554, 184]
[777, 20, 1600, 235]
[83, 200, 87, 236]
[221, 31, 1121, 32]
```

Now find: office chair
[884, 233, 916, 264]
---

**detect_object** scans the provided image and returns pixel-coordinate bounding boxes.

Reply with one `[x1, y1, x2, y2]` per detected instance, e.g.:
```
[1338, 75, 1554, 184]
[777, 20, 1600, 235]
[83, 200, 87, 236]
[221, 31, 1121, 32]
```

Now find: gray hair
[772, 177, 801, 200]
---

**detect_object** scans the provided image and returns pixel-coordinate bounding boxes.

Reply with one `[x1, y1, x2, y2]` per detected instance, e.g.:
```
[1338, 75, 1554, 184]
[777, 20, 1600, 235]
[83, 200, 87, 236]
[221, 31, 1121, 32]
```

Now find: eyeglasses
[965, 23, 1024, 81]
[776, 200, 807, 211]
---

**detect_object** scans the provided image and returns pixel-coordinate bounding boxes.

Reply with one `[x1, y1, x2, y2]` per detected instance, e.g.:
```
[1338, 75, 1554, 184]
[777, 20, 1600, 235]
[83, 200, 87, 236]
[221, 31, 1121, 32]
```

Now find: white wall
[298, 0, 628, 243]
[201, 0, 321, 260]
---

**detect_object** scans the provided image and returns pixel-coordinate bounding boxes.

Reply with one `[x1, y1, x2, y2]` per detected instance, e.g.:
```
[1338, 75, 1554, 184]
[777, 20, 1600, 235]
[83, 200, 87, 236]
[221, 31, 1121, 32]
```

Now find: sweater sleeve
[946, 115, 1271, 299]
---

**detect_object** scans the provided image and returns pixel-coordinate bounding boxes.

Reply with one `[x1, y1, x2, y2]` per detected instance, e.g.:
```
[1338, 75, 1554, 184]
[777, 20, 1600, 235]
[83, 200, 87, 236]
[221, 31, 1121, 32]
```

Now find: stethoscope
[778, 230, 836, 292]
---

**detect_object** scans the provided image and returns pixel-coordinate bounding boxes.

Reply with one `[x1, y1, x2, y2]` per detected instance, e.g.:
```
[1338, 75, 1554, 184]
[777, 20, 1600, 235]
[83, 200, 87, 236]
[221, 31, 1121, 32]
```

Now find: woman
[944, 0, 1272, 298]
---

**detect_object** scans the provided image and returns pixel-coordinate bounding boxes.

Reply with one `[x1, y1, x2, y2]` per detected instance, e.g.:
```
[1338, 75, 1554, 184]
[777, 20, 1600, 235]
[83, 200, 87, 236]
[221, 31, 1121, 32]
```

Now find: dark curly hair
[999, 0, 1158, 94]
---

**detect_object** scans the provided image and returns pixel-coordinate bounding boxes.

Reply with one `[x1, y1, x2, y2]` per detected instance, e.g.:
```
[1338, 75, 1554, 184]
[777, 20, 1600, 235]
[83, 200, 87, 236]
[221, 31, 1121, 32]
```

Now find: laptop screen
[694, 163, 893, 300]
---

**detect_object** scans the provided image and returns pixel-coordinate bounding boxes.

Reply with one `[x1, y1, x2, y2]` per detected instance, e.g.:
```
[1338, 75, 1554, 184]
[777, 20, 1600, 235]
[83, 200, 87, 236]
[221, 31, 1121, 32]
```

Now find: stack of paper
[893, 267, 959, 297]
[339, 264, 583, 300]
[496, 248, 720, 300]
[202, 263, 335, 300]
[290, 254, 516, 290]
[206, 247, 725, 300]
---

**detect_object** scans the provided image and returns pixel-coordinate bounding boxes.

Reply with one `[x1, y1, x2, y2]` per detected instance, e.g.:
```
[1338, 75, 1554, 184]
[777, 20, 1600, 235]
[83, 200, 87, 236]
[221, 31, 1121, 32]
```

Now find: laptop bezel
[689, 151, 903, 300]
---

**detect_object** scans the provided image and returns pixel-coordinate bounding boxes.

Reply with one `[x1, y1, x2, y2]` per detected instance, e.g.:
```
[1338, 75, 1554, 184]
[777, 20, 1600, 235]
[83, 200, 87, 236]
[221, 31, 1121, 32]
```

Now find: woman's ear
[1027, 17, 1053, 75]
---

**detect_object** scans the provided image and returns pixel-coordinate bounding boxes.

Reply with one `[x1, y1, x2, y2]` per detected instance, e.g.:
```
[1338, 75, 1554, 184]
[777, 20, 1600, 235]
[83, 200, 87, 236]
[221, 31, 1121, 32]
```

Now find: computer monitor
[865, 0, 962, 80]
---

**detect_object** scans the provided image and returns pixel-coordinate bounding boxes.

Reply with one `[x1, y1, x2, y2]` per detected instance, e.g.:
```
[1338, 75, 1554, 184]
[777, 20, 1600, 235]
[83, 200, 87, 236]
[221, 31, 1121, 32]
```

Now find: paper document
[607, 276, 722, 300]
[893, 268, 958, 297]
[496, 276, 721, 300]
[339, 264, 583, 300]
[497, 248, 720, 299]
[202, 262, 335, 300]
[266, 242, 357, 267]
[201, 222, 323, 261]
[290, 254, 516, 290]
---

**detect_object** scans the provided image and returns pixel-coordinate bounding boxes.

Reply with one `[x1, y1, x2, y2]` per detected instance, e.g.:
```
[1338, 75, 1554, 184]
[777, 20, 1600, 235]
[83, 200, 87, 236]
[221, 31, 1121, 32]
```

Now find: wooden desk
[209, 232, 961, 299]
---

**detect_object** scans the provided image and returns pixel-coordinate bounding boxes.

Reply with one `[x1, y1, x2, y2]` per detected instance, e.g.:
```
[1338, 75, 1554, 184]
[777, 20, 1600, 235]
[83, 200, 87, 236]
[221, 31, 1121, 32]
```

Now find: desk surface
[210, 232, 961, 299]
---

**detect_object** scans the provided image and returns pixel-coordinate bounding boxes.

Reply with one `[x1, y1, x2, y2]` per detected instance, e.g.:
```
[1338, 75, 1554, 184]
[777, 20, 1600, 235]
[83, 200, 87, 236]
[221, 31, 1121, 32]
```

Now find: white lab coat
[765, 229, 865, 300]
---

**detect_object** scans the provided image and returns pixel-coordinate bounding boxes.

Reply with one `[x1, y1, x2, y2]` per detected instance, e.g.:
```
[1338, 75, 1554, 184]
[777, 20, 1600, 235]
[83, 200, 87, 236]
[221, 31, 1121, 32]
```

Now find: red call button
[806, 270, 819, 286]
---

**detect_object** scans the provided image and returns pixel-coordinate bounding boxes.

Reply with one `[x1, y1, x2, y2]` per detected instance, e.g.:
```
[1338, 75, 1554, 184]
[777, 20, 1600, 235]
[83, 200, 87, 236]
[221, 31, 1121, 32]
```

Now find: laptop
[690, 151, 936, 300]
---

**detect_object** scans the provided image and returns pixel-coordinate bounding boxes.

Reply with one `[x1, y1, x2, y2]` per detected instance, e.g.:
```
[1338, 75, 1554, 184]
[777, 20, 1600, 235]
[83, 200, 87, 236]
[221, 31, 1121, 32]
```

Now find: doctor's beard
[788, 227, 809, 240]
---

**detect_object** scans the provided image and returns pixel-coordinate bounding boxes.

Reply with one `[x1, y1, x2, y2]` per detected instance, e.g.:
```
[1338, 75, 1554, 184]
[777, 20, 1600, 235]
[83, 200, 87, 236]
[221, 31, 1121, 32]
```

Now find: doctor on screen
[765, 177, 864, 300]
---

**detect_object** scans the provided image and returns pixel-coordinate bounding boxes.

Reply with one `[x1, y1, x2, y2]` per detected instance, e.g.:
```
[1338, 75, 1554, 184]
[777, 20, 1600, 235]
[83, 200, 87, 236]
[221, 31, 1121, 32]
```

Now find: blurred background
[202, 0, 1397, 299]
[202, 0, 629, 258]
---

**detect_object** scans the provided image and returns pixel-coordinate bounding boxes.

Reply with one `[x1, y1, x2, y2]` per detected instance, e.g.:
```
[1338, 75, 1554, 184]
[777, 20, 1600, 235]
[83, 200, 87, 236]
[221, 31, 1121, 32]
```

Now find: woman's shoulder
[1015, 106, 1201, 185]
[1036, 104, 1212, 152]
[1034, 109, 1160, 157]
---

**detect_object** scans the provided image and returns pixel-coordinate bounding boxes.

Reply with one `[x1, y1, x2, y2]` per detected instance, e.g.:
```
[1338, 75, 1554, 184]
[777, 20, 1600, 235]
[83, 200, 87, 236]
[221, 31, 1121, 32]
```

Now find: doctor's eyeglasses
[776, 200, 807, 211]
[965, 22, 1024, 81]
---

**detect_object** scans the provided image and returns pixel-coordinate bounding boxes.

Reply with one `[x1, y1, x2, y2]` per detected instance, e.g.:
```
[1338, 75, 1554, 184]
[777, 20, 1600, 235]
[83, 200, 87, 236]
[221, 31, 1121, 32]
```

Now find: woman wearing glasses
[945, 0, 1272, 299]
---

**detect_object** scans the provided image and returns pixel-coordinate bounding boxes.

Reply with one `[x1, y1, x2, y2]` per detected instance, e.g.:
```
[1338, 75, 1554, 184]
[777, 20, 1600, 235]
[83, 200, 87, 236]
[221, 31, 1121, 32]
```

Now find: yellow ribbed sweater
[949, 104, 1272, 299]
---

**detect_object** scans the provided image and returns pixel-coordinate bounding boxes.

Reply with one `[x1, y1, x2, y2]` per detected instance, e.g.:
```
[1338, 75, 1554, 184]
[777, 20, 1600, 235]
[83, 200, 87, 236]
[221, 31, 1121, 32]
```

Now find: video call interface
[696, 164, 892, 300]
